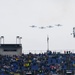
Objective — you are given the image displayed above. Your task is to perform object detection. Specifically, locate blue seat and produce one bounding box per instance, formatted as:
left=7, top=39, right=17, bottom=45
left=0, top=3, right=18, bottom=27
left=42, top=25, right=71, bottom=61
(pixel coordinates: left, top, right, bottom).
left=48, top=58, right=52, bottom=64
left=57, top=59, right=61, bottom=64
left=31, top=65, right=38, bottom=70
left=0, top=72, right=5, bottom=75
left=40, top=72, right=45, bottom=75
left=62, top=65, right=67, bottom=70
left=52, top=59, right=56, bottom=64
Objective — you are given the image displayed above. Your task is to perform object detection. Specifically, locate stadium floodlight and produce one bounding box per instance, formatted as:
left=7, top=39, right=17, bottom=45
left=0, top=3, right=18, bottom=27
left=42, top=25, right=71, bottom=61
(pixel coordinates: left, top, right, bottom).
left=16, top=36, right=20, bottom=44
left=19, top=37, right=22, bottom=44
left=0, top=36, right=4, bottom=44
left=16, top=36, right=22, bottom=44
left=1, top=36, right=4, bottom=44
left=17, top=36, right=19, bottom=38
left=47, top=35, right=49, bottom=51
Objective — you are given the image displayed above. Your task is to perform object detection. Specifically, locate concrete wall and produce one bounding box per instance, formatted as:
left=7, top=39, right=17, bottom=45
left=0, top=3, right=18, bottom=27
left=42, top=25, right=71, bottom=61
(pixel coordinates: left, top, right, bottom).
left=0, top=48, right=22, bottom=56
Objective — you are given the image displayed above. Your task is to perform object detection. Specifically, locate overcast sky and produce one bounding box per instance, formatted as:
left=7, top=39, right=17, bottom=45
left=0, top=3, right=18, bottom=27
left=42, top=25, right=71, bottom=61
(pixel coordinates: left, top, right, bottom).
left=0, top=0, right=75, bottom=53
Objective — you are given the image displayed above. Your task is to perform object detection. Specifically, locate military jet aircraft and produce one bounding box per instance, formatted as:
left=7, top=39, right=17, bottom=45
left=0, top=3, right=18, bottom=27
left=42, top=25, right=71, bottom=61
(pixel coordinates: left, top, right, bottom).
left=55, top=24, right=62, bottom=27
left=30, top=25, right=37, bottom=28
left=39, top=26, right=46, bottom=29
left=47, top=25, right=53, bottom=28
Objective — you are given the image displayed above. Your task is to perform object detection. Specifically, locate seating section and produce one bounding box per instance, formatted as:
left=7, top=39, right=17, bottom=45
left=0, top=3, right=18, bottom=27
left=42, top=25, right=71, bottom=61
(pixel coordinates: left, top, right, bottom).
left=0, top=50, right=75, bottom=75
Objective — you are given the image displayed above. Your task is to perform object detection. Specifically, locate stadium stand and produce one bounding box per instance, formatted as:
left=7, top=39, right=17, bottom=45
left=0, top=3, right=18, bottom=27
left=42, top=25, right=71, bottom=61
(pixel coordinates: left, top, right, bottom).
left=0, top=44, right=22, bottom=56
left=0, top=50, right=75, bottom=75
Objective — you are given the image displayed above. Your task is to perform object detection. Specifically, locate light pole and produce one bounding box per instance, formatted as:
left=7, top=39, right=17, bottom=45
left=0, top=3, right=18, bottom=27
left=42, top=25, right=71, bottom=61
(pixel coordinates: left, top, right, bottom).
left=0, top=36, right=4, bottom=44
left=16, top=36, right=22, bottom=44
left=47, top=35, right=49, bottom=51
left=1, top=36, right=4, bottom=44
left=16, top=36, right=20, bottom=44
left=19, top=37, right=22, bottom=44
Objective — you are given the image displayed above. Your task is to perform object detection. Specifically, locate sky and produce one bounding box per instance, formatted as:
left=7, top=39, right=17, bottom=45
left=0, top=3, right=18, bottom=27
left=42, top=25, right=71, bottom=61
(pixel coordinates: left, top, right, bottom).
left=0, top=0, right=75, bottom=53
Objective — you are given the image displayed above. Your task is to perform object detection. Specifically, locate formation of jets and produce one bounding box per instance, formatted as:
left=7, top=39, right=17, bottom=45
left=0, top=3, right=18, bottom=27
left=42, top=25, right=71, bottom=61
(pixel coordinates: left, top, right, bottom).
left=29, top=24, right=62, bottom=29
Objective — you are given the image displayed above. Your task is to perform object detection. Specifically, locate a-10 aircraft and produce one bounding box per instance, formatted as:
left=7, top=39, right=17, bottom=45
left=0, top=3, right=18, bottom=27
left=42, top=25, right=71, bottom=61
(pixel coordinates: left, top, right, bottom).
left=55, top=24, right=62, bottom=27
left=46, top=25, right=53, bottom=28
left=39, top=26, right=46, bottom=29
left=30, top=25, right=37, bottom=28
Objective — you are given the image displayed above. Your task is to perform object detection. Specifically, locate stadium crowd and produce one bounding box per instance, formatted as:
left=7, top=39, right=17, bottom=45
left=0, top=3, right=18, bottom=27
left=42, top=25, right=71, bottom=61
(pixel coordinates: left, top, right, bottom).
left=0, top=50, right=75, bottom=75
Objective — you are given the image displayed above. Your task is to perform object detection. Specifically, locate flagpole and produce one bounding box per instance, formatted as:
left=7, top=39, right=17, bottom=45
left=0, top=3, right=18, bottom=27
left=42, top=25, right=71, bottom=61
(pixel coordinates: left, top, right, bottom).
left=47, top=35, right=49, bottom=50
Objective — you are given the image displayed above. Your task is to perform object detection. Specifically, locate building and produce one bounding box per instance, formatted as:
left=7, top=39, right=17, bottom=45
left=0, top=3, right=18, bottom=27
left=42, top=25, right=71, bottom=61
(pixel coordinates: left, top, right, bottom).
left=0, top=44, right=22, bottom=56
